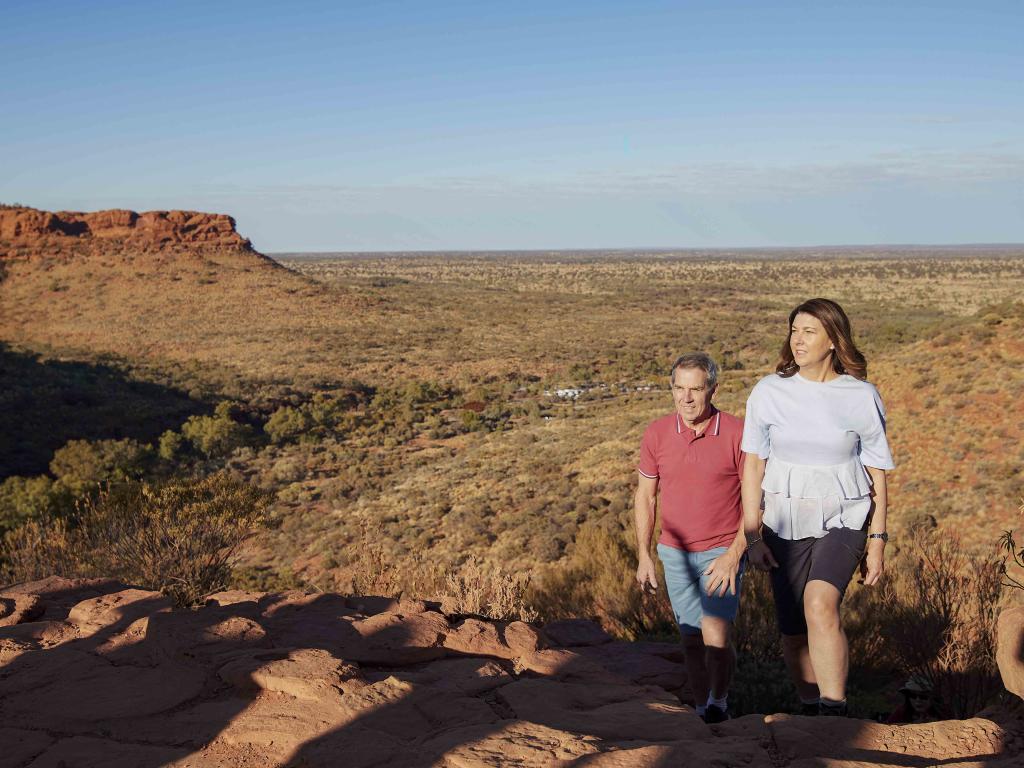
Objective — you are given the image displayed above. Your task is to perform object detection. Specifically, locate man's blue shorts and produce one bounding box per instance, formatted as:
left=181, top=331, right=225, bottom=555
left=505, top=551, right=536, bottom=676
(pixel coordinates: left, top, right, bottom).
left=657, top=543, right=744, bottom=636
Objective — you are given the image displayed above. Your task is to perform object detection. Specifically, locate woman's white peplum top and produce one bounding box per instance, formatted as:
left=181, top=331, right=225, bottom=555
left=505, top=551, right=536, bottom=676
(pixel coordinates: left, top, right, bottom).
left=741, top=372, right=895, bottom=539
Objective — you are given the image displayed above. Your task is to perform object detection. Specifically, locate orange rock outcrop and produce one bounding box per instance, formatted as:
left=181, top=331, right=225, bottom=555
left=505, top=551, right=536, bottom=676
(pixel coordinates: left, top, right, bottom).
left=0, top=205, right=253, bottom=254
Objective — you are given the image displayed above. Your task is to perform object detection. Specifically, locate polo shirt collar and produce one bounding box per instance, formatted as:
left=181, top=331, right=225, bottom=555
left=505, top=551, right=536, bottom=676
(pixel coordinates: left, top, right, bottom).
left=676, top=406, right=720, bottom=438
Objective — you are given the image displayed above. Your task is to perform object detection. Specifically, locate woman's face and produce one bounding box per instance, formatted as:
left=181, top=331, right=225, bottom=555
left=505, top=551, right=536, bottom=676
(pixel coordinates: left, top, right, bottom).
left=790, top=312, right=834, bottom=369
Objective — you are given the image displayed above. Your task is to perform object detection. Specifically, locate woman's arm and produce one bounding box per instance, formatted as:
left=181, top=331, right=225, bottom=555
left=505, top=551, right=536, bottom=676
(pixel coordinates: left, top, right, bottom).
left=862, top=466, right=887, bottom=586
left=741, top=454, right=778, bottom=570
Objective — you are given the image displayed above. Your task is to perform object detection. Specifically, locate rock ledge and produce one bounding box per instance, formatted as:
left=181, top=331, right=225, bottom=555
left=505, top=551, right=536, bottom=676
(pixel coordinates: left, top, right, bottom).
left=1, top=576, right=1021, bottom=767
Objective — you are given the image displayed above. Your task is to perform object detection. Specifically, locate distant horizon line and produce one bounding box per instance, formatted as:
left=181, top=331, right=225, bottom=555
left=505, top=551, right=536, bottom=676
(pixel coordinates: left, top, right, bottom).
left=269, top=243, right=1024, bottom=257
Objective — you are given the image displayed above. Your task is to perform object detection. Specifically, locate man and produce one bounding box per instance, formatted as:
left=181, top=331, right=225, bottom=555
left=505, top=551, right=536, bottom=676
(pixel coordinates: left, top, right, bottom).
left=634, top=352, right=747, bottom=723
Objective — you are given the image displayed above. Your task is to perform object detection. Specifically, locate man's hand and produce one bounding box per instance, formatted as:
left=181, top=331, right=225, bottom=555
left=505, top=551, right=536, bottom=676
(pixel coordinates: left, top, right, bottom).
left=704, top=550, right=742, bottom=597
left=636, top=556, right=659, bottom=592
left=747, top=540, right=779, bottom=572
left=860, top=538, right=885, bottom=586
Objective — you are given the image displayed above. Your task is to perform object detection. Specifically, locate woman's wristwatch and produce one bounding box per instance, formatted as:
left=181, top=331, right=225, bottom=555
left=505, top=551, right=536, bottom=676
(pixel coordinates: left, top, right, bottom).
left=867, top=532, right=889, bottom=542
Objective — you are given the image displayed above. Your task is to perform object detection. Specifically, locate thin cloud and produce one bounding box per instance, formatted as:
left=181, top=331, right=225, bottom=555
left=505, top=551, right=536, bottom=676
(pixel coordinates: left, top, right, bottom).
left=186, top=149, right=1024, bottom=204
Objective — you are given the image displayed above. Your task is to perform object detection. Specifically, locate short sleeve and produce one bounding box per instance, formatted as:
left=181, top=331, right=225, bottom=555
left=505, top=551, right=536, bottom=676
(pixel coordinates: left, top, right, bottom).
left=858, top=386, right=895, bottom=470
left=637, top=423, right=659, bottom=478
left=740, top=383, right=770, bottom=459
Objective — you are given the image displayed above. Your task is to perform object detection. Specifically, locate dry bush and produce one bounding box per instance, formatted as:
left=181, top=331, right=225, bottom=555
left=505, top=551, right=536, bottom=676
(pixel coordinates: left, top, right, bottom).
left=2, top=474, right=271, bottom=606
left=869, top=529, right=1005, bottom=718
left=528, top=521, right=675, bottom=639
left=337, top=525, right=539, bottom=622
left=343, top=533, right=405, bottom=599
left=442, top=557, right=538, bottom=622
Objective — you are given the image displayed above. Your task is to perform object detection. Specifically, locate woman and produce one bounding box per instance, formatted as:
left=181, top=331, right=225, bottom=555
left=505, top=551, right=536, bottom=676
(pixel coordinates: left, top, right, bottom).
left=741, top=298, right=894, bottom=717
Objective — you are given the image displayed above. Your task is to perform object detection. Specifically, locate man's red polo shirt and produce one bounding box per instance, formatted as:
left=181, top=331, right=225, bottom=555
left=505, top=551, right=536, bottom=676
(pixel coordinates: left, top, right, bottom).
left=638, top=407, right=745, bottom=552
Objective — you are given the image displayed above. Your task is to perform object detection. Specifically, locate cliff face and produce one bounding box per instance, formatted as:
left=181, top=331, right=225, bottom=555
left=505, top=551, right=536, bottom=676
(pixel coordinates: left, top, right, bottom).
left=0, top=206, right=253, bottom=254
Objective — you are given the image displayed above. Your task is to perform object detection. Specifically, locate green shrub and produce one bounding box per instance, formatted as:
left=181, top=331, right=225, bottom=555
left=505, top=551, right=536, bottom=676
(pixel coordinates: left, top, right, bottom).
left=157, top=429, right=185, bottom=460
left=49, top=438, right=152, bottom=494
left=0, top=475, right=73, bottom=535
left=1, top=474, right=272, bottom=606
left=264, top=405, right=314, bottom=444
left=181, top=402, right=253, bottom=458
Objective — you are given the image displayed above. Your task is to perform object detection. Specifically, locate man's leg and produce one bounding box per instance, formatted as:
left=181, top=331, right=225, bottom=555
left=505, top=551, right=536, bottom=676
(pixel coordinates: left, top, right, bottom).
left=701, top=615, right=734, bottom=700
left=682, top=633, right=710, bottom=710
left=656, top=544, right=707, bottom=712
left=696, top=547, right=743, bottom=721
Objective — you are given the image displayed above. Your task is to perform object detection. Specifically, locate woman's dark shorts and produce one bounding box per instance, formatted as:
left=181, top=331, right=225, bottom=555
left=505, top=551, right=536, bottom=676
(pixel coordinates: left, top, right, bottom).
left=764, top=526, right=867, bottom=636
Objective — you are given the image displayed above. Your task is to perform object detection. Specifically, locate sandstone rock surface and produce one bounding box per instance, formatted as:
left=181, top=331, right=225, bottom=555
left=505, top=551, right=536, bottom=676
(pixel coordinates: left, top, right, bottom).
left=0, top=576, right=1020, bottom=767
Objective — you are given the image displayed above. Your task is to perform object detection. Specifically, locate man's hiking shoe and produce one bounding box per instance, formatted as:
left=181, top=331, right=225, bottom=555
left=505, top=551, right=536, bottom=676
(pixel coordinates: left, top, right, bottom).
left=800, top=702, right=820, bottom=716
left=703, top=704, right=731, bottom=723
left=819, top=701, right=848, bottom=717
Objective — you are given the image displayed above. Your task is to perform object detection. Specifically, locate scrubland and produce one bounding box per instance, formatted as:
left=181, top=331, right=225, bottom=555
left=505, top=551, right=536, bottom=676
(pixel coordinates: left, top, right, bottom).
left=2, top=246, right=1023, bottom=716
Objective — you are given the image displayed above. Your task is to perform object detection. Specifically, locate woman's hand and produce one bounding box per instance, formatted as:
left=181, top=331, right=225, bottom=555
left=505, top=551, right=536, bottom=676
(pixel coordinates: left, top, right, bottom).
left=861, top=538, right=885, bottom=586
left=747, top=540, right=779, bottom=571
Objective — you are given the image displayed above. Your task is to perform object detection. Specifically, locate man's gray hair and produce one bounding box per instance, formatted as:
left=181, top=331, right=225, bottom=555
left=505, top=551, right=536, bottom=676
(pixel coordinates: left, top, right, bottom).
left=669, top=352, right=719, bottom=389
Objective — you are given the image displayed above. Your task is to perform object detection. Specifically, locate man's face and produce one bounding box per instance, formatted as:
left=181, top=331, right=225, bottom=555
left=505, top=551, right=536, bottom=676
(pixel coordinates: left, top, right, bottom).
left=671, top=366, right=715, bottom=424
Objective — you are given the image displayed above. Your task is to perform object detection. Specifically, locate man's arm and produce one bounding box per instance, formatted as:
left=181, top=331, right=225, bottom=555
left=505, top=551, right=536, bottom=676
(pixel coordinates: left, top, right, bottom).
left=704, top=524, right=748, bottom=597
left=634, top=473, right=660, bottom=590
left=705, top=451, right=756, bottom=596
left=861, top=466, right=887, bottom=586
left=741, top=454, right=778, bottom=570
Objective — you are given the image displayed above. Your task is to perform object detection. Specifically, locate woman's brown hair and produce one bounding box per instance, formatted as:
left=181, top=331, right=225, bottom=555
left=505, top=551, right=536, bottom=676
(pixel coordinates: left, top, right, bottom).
left=776, top=298, right=868, bottom=380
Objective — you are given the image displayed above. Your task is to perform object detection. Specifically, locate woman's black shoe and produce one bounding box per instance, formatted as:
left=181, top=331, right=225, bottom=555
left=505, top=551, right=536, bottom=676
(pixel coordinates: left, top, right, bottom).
left=704, top=704, right=731, bottom=723
left=819, top=700, right=848, bottom=717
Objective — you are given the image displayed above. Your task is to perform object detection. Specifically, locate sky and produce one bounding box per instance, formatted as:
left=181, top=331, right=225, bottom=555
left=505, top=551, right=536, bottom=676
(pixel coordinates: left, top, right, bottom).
left=2, top=0, right=1022, bottom=250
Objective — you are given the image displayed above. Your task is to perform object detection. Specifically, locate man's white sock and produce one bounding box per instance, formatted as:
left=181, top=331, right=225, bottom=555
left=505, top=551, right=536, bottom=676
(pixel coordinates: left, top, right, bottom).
left=707, top=693, right=728, bottom=711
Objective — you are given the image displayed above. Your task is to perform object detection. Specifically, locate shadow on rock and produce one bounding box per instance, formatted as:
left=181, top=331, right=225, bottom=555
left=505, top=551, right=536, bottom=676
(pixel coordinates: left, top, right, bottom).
left=2, top=578, right=1023, bottom=767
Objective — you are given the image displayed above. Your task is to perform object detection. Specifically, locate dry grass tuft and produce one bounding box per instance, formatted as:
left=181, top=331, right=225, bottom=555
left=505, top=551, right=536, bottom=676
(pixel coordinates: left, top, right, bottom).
left=2, top=474, right=271, bottom=606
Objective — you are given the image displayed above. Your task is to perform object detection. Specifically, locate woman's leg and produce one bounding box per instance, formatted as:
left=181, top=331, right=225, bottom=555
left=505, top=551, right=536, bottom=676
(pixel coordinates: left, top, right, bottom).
left=764, top=528, right=819, bottom=701
left=803, top=579, right=847, bottom=701
left=781, top=633, right=819, bottom=702
left=802, top=526, right=867, bottom=706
